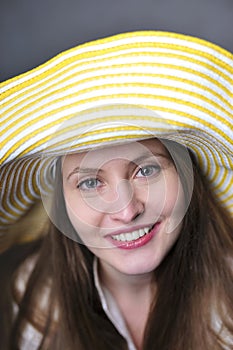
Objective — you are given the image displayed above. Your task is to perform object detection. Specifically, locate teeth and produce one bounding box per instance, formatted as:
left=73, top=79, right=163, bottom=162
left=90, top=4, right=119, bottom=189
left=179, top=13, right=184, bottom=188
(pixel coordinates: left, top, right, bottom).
left=112, top=226, right=151, bottom=242
left=132, top=231, right=140, bottom=240
left=120, top=233, right=126, bottom=242
left=139, top=229, right=144, bottom=237
left=126, top=233, right=132, bottom=241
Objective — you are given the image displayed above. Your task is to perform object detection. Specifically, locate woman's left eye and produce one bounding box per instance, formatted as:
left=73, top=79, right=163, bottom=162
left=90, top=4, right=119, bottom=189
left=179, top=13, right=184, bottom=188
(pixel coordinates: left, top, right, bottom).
left=136, top=165, right=161, bottom=177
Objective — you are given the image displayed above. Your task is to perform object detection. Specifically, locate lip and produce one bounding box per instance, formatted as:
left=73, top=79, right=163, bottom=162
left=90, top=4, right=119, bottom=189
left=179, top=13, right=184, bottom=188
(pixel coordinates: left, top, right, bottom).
left=105, top=222, right=161, bottom=250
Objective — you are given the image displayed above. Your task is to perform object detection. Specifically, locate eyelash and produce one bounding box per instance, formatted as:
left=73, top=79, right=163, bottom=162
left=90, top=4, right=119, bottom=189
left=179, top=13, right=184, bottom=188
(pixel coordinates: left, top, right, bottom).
left=77, top=164, right=161, bottom=191
left=136, top=164, right=161, bottom=178
left=77, top=178, right=102, bottom=191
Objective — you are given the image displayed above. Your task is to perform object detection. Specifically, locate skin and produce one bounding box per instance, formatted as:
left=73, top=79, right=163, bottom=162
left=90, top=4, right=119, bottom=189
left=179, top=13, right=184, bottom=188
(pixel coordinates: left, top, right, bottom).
left=62, top=139, right=185, bottom=277
left=62, top=138, right=186, bottom=349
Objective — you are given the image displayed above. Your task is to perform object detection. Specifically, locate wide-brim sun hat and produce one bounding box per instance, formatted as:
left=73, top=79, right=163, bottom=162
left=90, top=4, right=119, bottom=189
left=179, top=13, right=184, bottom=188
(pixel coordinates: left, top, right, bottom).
left=0, top=31, right=233, bottom=250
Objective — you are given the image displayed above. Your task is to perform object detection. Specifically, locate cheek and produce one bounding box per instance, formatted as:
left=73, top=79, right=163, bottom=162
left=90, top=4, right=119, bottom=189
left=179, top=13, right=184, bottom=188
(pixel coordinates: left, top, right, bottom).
left=146, top=173, right=182, bottom=211
left=64, top=187, right=92, bottom=216
left=64, top=189, right=107, bottom=246
left=147, top=174, right=185, bottom=227
left=65, top=200, right=100, bottom=247
left=164, top=179, right=184, bottom=212
left=64, top=189, right=88, bottom=225
left=164, top=178, right=185, bottom=233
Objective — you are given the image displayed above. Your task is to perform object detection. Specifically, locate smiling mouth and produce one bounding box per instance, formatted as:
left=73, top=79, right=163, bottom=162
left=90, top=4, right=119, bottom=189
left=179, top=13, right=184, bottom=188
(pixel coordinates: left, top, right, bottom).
left=111, top=225, right=154, bottom=242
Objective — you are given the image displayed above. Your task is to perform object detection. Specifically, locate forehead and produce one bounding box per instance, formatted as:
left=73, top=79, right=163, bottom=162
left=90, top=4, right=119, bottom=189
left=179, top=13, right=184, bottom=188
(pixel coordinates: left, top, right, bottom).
left=62, top=138, right=169, bottom=169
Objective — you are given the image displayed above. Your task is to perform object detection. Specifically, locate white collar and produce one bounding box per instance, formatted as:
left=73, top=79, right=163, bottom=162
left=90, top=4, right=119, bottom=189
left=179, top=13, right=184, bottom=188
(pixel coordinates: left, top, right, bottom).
left=93, top=257, right=137, bottom=350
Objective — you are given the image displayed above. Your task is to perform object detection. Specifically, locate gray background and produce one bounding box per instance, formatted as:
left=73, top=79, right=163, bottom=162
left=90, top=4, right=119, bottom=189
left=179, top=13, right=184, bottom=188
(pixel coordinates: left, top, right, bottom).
left=1, top=0, right=233, bottom=81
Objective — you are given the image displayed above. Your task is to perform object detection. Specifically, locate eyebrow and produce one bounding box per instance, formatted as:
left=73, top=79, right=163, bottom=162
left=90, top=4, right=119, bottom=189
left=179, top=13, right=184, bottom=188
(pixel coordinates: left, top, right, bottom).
left=67, top=152, right=169, bottom=180
left=67, top=167, right=102, bottom=179
left=132, top=152, right=168, bottom=164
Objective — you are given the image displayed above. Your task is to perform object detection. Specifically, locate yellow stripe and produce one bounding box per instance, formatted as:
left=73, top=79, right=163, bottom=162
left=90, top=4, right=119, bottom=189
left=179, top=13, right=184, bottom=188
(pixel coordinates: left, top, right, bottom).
left=1, top=36, right=232, bottom=100
left=2, top=91, right=232, bottom=153
left=1, top=31, right=232, bottom=100
left=1, top=191, right=26, bottom=220
left=36, top=158, right=54, bottom=192
left=54, top=30, right=233, bottom=65
left=2, top=99, right=232, bottom=165
left=2, top=83, right=232, bottom=146
left=9, top=161, right=30, bottom=210
left=225, top=194, right=233, bottom=203
left=30, top=126, right=164, bottom=153
left=2, top=67, right=232, bottom=128
left=216, top=170, right=229, bottom=192
left=2, top=70, right=232, bottom=136
left=189, top=139, right=226, bottom=179
left=0, top=159, right=52, bottom=220
left=0, top=164, right=39, bottom=218
left=2, top=117, right=181, bottom=162
left=46, top=134, right=154, bottom=151
left=5, top=114, right=228, bottom=161
left=1, top=30, right=233, bottom=223
left=1, top=160, right=39, bottom=215
left=210, top=152, right=227, bottom=184
left=33, top=123, right=231, bottom=164
left=188, top=144, right=212, bottom=174
left=24, top=160, right=41, bottom=198
left=109, top=31, right=233, bottom=60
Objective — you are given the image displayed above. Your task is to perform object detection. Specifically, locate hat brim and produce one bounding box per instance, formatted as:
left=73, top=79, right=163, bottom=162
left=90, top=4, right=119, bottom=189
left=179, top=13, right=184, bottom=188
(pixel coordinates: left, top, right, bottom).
left=1, top=30, right=233, bottom=235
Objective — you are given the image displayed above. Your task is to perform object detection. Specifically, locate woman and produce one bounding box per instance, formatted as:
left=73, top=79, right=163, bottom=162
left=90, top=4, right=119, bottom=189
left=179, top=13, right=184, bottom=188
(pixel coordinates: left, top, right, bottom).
left=0, top=31, right=233, bottom=349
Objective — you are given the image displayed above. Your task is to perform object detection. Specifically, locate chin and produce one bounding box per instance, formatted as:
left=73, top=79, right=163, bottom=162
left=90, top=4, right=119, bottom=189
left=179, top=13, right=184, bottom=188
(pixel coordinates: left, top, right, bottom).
left=116, top=257, right=163, bottom=276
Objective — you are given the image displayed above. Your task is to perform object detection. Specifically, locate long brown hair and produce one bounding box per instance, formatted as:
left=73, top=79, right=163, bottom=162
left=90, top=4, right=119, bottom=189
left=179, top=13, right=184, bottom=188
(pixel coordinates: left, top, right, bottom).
left=8, top=142, right=233, bottom=349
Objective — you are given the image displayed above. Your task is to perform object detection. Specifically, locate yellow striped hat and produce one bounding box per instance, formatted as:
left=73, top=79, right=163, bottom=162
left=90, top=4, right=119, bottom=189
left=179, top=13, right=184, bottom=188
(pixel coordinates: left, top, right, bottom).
left=1, top=31, right=233, bottom=243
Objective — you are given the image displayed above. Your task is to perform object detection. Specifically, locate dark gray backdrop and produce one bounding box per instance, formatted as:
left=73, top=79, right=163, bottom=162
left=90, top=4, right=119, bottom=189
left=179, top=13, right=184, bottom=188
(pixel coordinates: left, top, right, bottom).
left=1, top=0, right=233, bottom=81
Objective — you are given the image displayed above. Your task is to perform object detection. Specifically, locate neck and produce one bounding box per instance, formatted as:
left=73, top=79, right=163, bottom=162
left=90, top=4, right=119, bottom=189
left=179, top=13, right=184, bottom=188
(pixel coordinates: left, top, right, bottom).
left=98, top=258, right=156, bottom=301
left=98, top=259, right=156, bottom=350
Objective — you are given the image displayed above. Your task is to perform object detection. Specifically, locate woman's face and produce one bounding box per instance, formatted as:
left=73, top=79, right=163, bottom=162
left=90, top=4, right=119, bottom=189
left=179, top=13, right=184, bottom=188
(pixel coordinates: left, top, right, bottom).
left=62, top=139, right=185, bottom=277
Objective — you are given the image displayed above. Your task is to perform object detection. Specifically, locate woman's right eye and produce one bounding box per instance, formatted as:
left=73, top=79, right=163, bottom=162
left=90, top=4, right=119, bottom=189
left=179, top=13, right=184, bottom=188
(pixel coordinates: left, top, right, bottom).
left=77, top=178, right=102, bottom=191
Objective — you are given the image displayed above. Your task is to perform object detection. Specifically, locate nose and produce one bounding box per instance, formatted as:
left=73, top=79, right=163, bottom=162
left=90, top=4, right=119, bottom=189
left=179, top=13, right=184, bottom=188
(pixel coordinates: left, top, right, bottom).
left=108, top=180, right=145, bottom=224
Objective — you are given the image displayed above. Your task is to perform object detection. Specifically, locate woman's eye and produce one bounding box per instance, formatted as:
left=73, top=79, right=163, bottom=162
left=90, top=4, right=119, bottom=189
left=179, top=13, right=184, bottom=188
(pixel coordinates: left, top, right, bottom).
left=136, top=165, right=161, bottom=177
left=77, top=178, right=102, bottom=191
